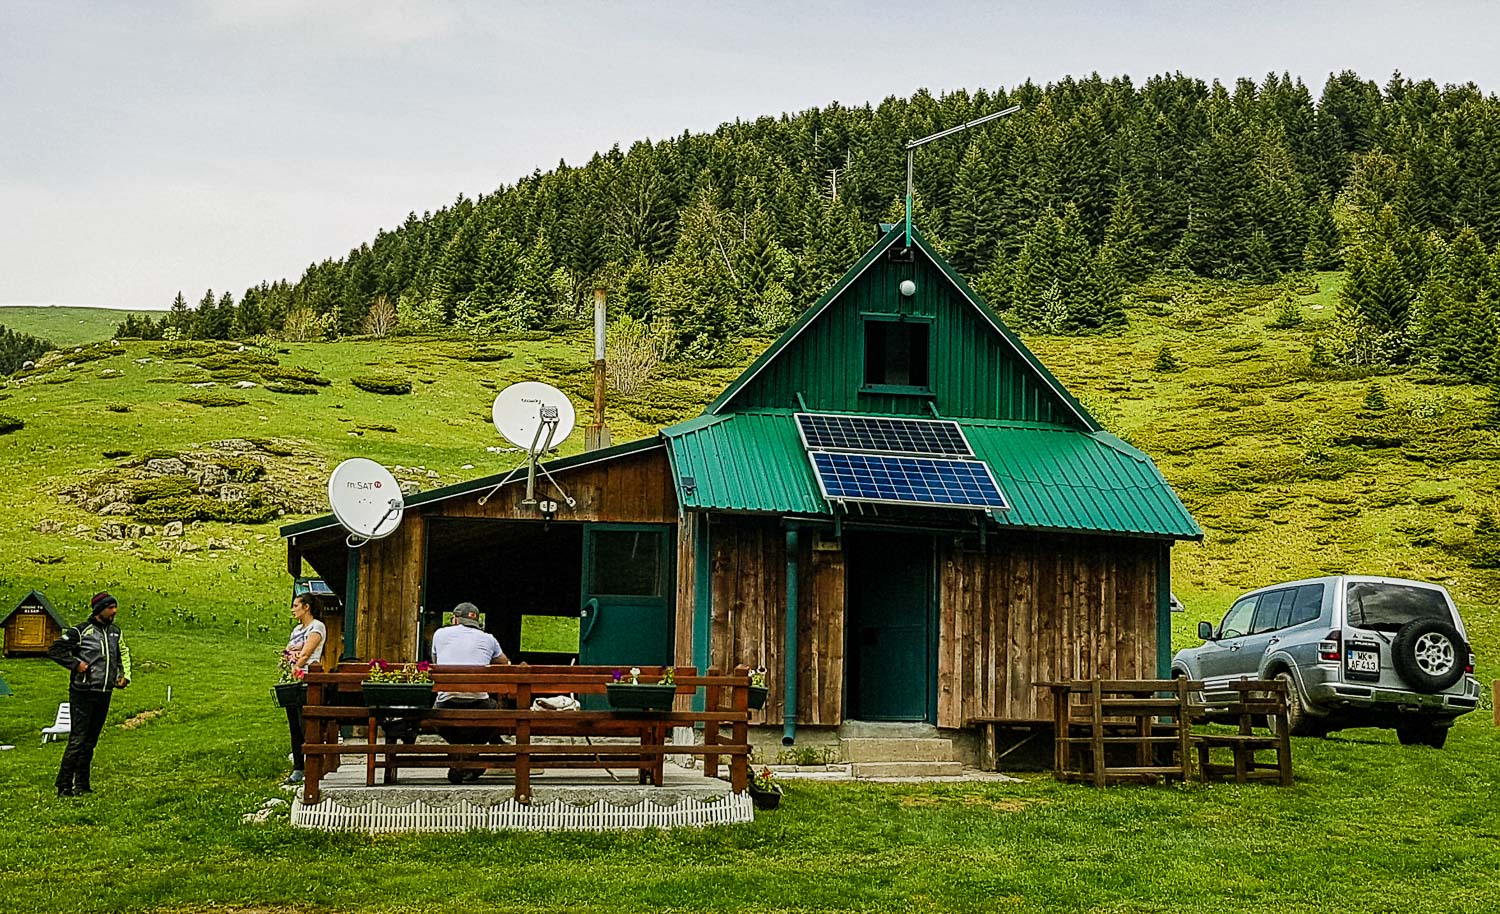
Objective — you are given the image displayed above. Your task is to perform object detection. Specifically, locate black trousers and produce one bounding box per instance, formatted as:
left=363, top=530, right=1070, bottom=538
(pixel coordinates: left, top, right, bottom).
left=286, top=706, right=305, bottom=772
left=57, top=689, right=112, bottom=791
left=435, top=696, right=500, bottom=745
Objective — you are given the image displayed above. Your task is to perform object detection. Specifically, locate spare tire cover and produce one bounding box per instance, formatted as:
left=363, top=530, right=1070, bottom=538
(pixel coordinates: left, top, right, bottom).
left=1390, top=619, right=1466, bottom=693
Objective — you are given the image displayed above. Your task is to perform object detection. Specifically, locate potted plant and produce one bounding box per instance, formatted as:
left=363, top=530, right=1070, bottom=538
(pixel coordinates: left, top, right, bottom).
left=605, top=666, right=678, bottom=713
left=748, top=667, right=768, bottom=710
left=747, top=765, right=782, bottom=810
left=272, top=649, right=307, bottom=708
left=361, top=659, right=435, bottom=709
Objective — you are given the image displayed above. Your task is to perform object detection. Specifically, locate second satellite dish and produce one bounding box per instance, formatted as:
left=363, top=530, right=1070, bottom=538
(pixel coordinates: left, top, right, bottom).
left=492, top=381, right=576, bottom=453
left=327, top=458, right=404, bottom=540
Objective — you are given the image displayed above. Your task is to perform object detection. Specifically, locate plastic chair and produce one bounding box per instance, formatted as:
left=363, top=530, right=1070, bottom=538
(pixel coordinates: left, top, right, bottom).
left=41, top=703, right=71, bottom=744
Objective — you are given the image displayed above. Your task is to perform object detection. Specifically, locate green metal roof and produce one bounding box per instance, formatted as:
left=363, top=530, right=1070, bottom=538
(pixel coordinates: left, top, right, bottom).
left=662, top=410, right=1202, bottom=540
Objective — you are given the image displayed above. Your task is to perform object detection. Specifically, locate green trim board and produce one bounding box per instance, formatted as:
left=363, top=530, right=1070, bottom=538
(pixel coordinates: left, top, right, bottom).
left=4, top=589, right=66, bottom=629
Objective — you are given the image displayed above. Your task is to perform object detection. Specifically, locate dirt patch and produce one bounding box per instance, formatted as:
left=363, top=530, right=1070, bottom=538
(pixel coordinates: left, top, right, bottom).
left=121, top=708, right=164, bottom=730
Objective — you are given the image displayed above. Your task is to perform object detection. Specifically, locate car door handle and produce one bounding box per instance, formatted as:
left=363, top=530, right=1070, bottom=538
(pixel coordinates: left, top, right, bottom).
left=1229, top=642, right=1242, bottom=651
left=1267, top=636, right=1280, bottom=646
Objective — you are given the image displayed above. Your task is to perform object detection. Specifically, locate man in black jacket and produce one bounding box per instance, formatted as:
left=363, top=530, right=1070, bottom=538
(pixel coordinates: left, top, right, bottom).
left=47, top=592, right=132, bottom=797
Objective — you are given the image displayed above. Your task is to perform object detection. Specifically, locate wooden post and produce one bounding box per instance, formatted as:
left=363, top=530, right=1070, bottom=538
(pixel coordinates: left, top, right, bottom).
left=704, top=666, right=722, bottom=778
left=1090, top=680, right=1105, bottom=787
left=730, top=664, right=749, bottom=793
left=585, top=287, right=611, bottom=452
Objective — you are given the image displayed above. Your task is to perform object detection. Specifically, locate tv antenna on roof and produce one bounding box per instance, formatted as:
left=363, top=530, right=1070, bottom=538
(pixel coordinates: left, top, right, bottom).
left=327, top=458, right=404, bottom=547
left=477, top=381, right=579, bottom=512
left=904, top=104, right=1021, bottom=249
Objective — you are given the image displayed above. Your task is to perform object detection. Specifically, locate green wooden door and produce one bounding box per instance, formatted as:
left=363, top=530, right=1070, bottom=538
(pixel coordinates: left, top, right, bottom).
left=847, top=533, right=934, bottom=721
left=578, top=524, right=674, bottom=670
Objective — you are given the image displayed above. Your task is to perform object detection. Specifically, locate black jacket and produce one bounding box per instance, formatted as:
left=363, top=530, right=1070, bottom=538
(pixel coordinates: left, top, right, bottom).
left=48, top=620, right=131, bottom=692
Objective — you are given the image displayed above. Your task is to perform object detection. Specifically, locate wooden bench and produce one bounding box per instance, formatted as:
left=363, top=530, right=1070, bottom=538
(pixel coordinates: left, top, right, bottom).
left=1187, top=679, right=1293, bottom=786
left=1038, top=679, right=1195, bottom=786
left=298, top=664, right=754, bottom=805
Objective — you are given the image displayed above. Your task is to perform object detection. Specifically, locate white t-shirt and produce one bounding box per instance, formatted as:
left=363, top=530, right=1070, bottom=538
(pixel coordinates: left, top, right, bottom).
left=431, top=623, right=506, bottom=701
left=287, top=619, right=327, bottom=668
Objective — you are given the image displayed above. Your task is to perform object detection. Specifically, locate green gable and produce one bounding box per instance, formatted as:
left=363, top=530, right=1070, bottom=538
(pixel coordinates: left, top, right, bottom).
left=709, top=224, right=1096, bottom=429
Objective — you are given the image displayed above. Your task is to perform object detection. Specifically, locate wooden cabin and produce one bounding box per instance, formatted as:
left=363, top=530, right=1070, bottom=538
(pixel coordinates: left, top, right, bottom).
left=3, top=590, right=65, bottom=656
left=282, top=224, right=1201, bottom=752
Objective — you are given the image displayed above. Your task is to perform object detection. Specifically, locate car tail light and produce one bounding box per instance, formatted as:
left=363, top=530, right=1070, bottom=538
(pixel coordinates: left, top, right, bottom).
left=1466, top=652, right=1475, bottom=675
left=1318, top=630, right=1342, bottom=662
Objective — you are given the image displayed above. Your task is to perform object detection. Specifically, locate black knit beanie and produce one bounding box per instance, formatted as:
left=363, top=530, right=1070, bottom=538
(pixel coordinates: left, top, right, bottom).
left=90, top=592, right=118, bottom=616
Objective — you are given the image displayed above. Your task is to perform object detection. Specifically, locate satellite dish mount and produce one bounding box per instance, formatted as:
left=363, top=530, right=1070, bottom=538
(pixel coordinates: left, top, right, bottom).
left=327, top=458, right=405, bottom=548
left=478, top=381, right=579, bottom=512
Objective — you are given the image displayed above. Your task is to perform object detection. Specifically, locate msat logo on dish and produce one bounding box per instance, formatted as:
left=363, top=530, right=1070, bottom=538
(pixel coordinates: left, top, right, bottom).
left=345, top=479, right=383, bottom=490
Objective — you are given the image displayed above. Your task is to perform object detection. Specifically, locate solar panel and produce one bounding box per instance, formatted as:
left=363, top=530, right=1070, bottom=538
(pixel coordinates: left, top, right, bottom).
left=810, top=451, right=1009, bottom=511
left=796, top=413, right=972, bottom=457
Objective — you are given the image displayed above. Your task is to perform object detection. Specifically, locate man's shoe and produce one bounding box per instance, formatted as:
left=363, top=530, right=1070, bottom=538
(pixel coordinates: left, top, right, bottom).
left=282, top=770, right=305, bottom=786
left=446, top=768, right=464, bottom=784
left=463, top=769, right=484, bottom=783
left=74, top=785, right=93, bottom=795
left=56, top=787, right=76, bottom=797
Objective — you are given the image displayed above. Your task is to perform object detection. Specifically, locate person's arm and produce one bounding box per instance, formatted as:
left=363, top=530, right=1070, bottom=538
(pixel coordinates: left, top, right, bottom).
left=295, top=630, right=323, bottom=669
left=491, top=636, right=509, bottom=665
left=47, top=627, right=84, bottom=673
left=117, top=632, right=132, bottom=687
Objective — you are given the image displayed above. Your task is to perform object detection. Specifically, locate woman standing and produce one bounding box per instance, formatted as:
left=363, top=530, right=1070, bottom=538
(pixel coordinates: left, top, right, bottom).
left=282, top=593, right=325, bottom=786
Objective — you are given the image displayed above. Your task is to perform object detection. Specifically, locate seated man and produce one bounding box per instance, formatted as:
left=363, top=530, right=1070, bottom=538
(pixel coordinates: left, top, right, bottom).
left=431, top=602, right=508, bottom=784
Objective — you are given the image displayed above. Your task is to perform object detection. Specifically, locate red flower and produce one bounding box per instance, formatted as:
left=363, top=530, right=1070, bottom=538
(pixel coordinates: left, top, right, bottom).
left=415, top=660, right=432, bottom=673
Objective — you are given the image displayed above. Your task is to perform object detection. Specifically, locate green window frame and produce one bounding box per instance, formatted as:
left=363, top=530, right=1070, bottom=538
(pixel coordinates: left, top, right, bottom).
left=860, top=314, right=934, bottom=396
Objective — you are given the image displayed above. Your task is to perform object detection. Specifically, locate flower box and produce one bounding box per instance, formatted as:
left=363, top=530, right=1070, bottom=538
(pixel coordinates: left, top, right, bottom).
left=362, top=682, right=435, bottom=709
left=273, top=682, right=307, bottom=708
left=748, top=783, right=782, bottom=811
left=747, top=685, right=768, bottom=710
left=605, top=682, right=677, bottom=713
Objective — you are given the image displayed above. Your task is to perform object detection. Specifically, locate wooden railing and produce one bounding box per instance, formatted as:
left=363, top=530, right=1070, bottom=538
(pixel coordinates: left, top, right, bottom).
left=298, top=664, right=754, bottom=804
left=1038, top=678, right=1292, bottom=787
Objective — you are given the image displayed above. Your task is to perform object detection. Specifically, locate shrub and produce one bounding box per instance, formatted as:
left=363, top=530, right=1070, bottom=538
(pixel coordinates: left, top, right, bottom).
left=103, top=449, right=131, bottom=459
left=0, top=414, right=23, bottom=434
left=178, top=391, right=249, bottom=407
left=104, top=402, right=132, bottom=413
left=129, top=477, right=197, bottom=503
left=1153, top=345, right=1182, bottom=373
left=134, top=494, right=279, bottom=525
left=264, top=380, right=319, bottom=395
left=356, top=422, right=397, bottom=433
left=199, top=352, right=275, bottom=371
left=351, top=373, right=412, bottom=395
left=1266, top=291, right=1305, bottom=329
left=260, top=365, right=330, bottom=386
left=154, top=340, right=223, bottom=360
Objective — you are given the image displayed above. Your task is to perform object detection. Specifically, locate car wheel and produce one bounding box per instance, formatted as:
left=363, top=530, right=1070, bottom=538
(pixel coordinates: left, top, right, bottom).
left=1270, top=671, right=1320, bottom=737
left=1390, top=619, right=1467, bottom=693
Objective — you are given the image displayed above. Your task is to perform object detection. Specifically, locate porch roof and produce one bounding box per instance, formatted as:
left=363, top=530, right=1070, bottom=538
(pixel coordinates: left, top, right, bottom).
left=661, top=410, right=1203, bottom=540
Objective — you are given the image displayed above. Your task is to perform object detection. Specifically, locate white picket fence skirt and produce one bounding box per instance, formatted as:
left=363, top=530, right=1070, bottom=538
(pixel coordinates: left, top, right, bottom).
left=291, top=792, right=753, bottom=833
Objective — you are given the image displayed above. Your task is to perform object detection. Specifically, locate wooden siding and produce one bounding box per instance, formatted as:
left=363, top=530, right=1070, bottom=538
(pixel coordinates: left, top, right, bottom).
left=348, top=445, right=677, bottom=660
left=724, top=253, right=1083, bottom=425
left=936, top=533, right=1160, bottom=727
left=706, top=517, right=844, bottom=726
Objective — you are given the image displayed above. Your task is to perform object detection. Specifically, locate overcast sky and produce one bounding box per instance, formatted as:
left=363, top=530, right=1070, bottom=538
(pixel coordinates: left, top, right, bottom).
left=3, top=1, right=1498, bottom=311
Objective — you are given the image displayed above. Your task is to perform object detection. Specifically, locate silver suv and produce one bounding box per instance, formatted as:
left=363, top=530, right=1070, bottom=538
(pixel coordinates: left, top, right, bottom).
left=1172, top=576, right=1480, bottom=748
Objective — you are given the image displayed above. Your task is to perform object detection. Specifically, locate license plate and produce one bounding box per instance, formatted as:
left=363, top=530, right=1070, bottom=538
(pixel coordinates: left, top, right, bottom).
left=1346, top=649, right=1379, bottom=674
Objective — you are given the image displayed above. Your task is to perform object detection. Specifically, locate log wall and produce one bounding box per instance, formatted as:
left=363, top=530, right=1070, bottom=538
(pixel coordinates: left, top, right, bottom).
left=936, top=533, right=1162, bottom=727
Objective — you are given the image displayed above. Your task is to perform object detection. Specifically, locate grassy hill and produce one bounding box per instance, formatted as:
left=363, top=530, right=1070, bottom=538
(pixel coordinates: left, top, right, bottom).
left=1, top=274, right=1498, bottom=913
left=0, top=305, right=159, bottom=347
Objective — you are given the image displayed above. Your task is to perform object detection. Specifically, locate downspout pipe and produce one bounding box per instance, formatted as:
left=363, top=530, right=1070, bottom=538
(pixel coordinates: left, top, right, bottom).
left=782, top=524, right=799, bottom=746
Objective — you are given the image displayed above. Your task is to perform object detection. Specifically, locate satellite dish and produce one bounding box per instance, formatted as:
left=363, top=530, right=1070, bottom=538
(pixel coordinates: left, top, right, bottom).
left=327, top=458, right=404, bottom=542
left=492, top=381, right=576, bottom=453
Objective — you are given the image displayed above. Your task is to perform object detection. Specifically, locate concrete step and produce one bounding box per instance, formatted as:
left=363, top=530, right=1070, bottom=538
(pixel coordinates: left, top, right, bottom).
left=838, top=720, right=939, bottom=739
left=841, top=737, right=955, bottom=763
left=850, top=760, right=964, bottom=779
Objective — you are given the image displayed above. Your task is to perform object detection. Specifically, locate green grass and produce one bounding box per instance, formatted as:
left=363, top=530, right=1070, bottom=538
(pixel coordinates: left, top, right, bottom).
left=0, top=642, right=1497, bottom=914
left=0, top=306, right=158, bottom=346
left=3, top=276, right=1500, bottom=912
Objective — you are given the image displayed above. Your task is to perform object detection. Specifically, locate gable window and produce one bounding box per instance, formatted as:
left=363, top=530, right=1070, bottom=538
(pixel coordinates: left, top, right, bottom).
left=863, top=318, right=930, bottom=390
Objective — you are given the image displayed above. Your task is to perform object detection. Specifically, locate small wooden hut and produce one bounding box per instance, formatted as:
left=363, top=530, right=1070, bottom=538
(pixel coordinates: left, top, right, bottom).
left=3, top=590, right=66, bottom=656
left=283, top=223, right=1201, bottom=747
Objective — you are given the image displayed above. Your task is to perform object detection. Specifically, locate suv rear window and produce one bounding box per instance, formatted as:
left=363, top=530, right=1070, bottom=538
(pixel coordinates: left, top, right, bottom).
left=1345, top=582, right=1453, bottom=632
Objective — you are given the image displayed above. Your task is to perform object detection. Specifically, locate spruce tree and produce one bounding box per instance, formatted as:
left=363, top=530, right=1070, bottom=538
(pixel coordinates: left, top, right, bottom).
left=946, top=141, right=1000, bottom=275
left=166, top=291, right=194, bottom=339
left=1101, top=183, right=1154, bottom=282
